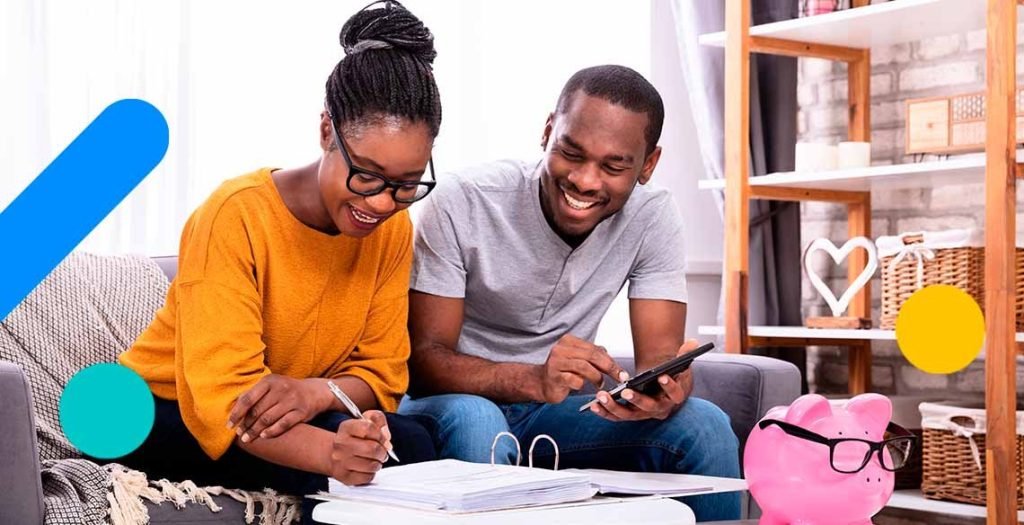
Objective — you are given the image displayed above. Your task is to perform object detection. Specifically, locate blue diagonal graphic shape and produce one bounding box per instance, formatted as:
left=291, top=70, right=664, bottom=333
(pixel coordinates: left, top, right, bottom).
left=0, top=99, right=168, bottom=321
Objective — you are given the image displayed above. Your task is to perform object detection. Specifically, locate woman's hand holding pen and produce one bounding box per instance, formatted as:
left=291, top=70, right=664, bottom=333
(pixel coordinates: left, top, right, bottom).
left=332, top=410, right=393, bottom=486
left=227, top=374, right=324, bottom=443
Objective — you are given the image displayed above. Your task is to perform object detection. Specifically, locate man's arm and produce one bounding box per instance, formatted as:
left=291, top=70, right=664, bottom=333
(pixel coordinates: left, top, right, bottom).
left=407, top=291, right=545, bottom=403
left=407, top=291, right=626, bottom=404
left=630, top=299, right=688, bottom=371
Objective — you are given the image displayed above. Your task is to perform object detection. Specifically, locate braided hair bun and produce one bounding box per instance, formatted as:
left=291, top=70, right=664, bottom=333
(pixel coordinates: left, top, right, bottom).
left=341, top=0, right=436, bottom=65
left=326, top=0, right=441, bottom=137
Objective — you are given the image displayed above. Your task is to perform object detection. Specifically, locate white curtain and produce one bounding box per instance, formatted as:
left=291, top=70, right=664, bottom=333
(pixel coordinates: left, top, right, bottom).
left=669, top=0, right=726, bottom=217
left=2, top=0, right=650, bottom=256
left=1, top=0, right=192, bottom=256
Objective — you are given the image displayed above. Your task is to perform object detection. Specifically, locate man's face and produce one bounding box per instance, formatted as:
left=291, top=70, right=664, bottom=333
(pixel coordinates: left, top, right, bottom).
left=539, top=93, right=661, bottom=244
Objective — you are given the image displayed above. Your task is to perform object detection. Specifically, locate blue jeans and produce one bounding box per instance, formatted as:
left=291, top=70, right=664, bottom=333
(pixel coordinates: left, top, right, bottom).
left=399, top=394, right=741, bottom=521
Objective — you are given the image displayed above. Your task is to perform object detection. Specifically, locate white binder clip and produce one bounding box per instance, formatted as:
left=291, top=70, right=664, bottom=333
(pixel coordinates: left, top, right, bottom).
left=490, top=432, right=560, bottom=471
left=491, top=431, right=522, bottom=466
left=529, top=434, right=560, bottom=471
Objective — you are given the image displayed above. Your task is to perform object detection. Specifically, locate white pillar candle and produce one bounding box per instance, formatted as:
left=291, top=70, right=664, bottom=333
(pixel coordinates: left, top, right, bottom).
left=838, top=141, right=871, bottom=169
left=795, top=142, right=839, bottom=172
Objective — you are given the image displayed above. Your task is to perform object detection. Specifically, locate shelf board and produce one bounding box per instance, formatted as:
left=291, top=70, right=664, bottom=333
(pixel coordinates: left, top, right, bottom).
left=699, top=0, right=997, bottom=50
left=697, top=325, right=1024, bottom=343
left=886, top=489, right=1024, bottom=521
left=696, top=153, right=1024, bottom=193
left=699, top=324, right=892, bottom=340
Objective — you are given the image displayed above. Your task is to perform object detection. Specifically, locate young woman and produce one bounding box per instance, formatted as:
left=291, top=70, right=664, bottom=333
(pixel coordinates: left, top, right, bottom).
left=117, top=1, right=440, bottom=520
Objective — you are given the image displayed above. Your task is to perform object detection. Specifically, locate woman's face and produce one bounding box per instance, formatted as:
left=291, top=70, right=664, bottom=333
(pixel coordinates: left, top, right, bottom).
left=317, top=113, right=434, bottom=238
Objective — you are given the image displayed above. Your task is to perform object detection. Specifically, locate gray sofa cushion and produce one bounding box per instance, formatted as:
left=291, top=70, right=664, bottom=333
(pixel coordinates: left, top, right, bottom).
left=153, top=255, right=178, bottom=281
left=0, top=360, right=46, bottom=525
left=689, top=353, right=800, bottom=453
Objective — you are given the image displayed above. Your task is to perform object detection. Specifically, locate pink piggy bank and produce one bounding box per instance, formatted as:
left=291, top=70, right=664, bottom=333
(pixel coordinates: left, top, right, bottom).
left=744, top=393, right=896, bottom=525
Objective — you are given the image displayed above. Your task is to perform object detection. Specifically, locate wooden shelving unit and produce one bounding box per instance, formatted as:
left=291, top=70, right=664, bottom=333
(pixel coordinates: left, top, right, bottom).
left=712, top=0, right=1020, bottom=522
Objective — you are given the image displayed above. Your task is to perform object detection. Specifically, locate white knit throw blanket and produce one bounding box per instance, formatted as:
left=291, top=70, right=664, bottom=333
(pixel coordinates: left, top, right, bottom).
left=0, top=252, right=299, bottom=525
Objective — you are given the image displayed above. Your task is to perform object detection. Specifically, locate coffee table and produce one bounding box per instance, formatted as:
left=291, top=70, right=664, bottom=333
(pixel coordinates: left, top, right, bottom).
left=313, top=498, right=698, bottom=524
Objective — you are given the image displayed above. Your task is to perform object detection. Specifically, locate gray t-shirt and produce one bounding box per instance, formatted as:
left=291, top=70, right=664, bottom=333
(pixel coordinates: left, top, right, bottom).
left=410, top=159, right=688, bottom=365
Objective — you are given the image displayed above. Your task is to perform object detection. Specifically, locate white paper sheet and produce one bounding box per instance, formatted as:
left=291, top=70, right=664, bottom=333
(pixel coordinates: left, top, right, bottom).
left=564, top=468, right=749, bottom=496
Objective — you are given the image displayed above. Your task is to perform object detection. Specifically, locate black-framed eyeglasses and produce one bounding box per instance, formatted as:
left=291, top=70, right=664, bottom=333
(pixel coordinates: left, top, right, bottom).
left=325, top=106, right=436, bottom=204
left=758, top=419, right=918, bottom=474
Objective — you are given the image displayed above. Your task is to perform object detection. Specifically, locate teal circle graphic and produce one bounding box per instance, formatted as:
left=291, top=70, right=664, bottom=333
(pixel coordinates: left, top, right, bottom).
left=59, top=363, right=154, bottom=459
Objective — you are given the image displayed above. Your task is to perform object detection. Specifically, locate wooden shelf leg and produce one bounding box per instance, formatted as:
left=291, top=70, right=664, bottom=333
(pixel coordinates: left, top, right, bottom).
left=846, top=194, right=872, bottom=318
left=844, top=48, right=872, bottom=396
left=848, top=50, right=871, bottom=143
left=985, top=0, right=1018, bottom=522
left=848, top=341, right=872, bottom=395
left=723, top=0, right=751, bottom=355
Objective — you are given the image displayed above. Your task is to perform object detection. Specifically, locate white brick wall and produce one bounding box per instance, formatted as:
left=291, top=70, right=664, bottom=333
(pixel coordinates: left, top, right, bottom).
left=966, top=30, right=986, bottom=52
left=912, top=35, right=962, bottom=61
left=797, top=25, right=1024, bottom=398
left=871, top=100, right=903, bottom=127
left=871, top=188, right=926, bottom=210
left=870, top=43, right=911, bottom=65
left=894, top=215, right=979, bottom=234
left=871, top=73, right=893, bottom=96
left=899, top=367, right=949, bottom=391
left=929, top=183, right=985, bottom=210
left=898, top=62, right=979, bottom=91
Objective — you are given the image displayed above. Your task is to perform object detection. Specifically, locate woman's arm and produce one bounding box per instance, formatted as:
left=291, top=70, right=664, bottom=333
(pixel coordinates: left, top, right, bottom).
left=237, top=411, right=393, bottom=486
left=230, top=374, right=378, bottom=442
left=238, top=422, right=335, bottom=475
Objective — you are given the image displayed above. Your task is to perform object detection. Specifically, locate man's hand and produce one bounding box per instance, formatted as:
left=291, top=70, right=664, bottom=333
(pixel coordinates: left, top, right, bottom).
left=535, top=334, right=627, bottom=403
left=330, top=410, right=393, bottom=486
left=588, top=338, right=699, bottom=422
left=228, top=374, right=327, bottom=443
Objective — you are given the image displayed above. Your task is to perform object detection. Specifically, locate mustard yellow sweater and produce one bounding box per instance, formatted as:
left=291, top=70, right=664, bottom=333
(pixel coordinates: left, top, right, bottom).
left=120, top=168, right=412, bottom=459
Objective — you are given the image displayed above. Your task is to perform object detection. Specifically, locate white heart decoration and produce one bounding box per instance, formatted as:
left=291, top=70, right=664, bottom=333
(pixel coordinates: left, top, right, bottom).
left=802, top=237, right=879, bottom=318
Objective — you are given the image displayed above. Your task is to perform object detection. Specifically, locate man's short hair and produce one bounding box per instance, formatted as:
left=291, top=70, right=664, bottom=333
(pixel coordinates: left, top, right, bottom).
left=555, top=65, right=664, bottom=155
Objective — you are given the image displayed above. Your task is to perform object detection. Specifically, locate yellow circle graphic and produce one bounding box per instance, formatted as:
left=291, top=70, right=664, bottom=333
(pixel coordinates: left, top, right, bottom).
left=895, top=285, right=985, bottom=374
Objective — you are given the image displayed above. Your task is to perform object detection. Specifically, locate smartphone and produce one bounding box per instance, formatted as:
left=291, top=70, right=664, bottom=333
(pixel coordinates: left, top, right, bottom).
left=578, top=342, right=715, bottom=412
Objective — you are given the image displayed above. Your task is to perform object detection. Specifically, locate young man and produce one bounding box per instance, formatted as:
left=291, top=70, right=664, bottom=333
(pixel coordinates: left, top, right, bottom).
left=399, top=65, right=740, bottom=521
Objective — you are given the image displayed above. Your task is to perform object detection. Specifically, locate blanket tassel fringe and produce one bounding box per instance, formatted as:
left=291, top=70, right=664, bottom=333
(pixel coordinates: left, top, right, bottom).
left=107, top=467, right=300, bottom=525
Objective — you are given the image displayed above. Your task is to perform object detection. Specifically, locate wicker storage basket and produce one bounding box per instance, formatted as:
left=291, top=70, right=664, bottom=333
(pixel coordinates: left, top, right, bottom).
left=878, top=231, right=985, bottom=330
left=919, top=401, right=1024, bottom=507
left=1017, top=249, right=1024, bottom=331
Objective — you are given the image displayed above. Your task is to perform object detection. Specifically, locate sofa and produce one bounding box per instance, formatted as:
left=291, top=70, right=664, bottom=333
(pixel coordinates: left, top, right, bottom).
left=0, top=255, right=801, bottom=524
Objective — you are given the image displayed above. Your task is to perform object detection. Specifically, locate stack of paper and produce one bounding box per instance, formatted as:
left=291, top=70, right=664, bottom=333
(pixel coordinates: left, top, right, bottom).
left=325, top=459, right=597, bottom=513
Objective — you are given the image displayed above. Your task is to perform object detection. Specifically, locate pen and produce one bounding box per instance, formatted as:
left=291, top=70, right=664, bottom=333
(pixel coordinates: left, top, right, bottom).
left=327, top=380, right=400, bottom=463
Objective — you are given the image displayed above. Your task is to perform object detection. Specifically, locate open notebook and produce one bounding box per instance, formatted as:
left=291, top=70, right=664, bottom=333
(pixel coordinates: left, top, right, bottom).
left=320, top=459, right=748, bottom=514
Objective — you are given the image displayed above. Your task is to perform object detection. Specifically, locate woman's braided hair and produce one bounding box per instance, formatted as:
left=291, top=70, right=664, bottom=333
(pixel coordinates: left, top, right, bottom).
left=326, top=0, right=441, bottom=139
